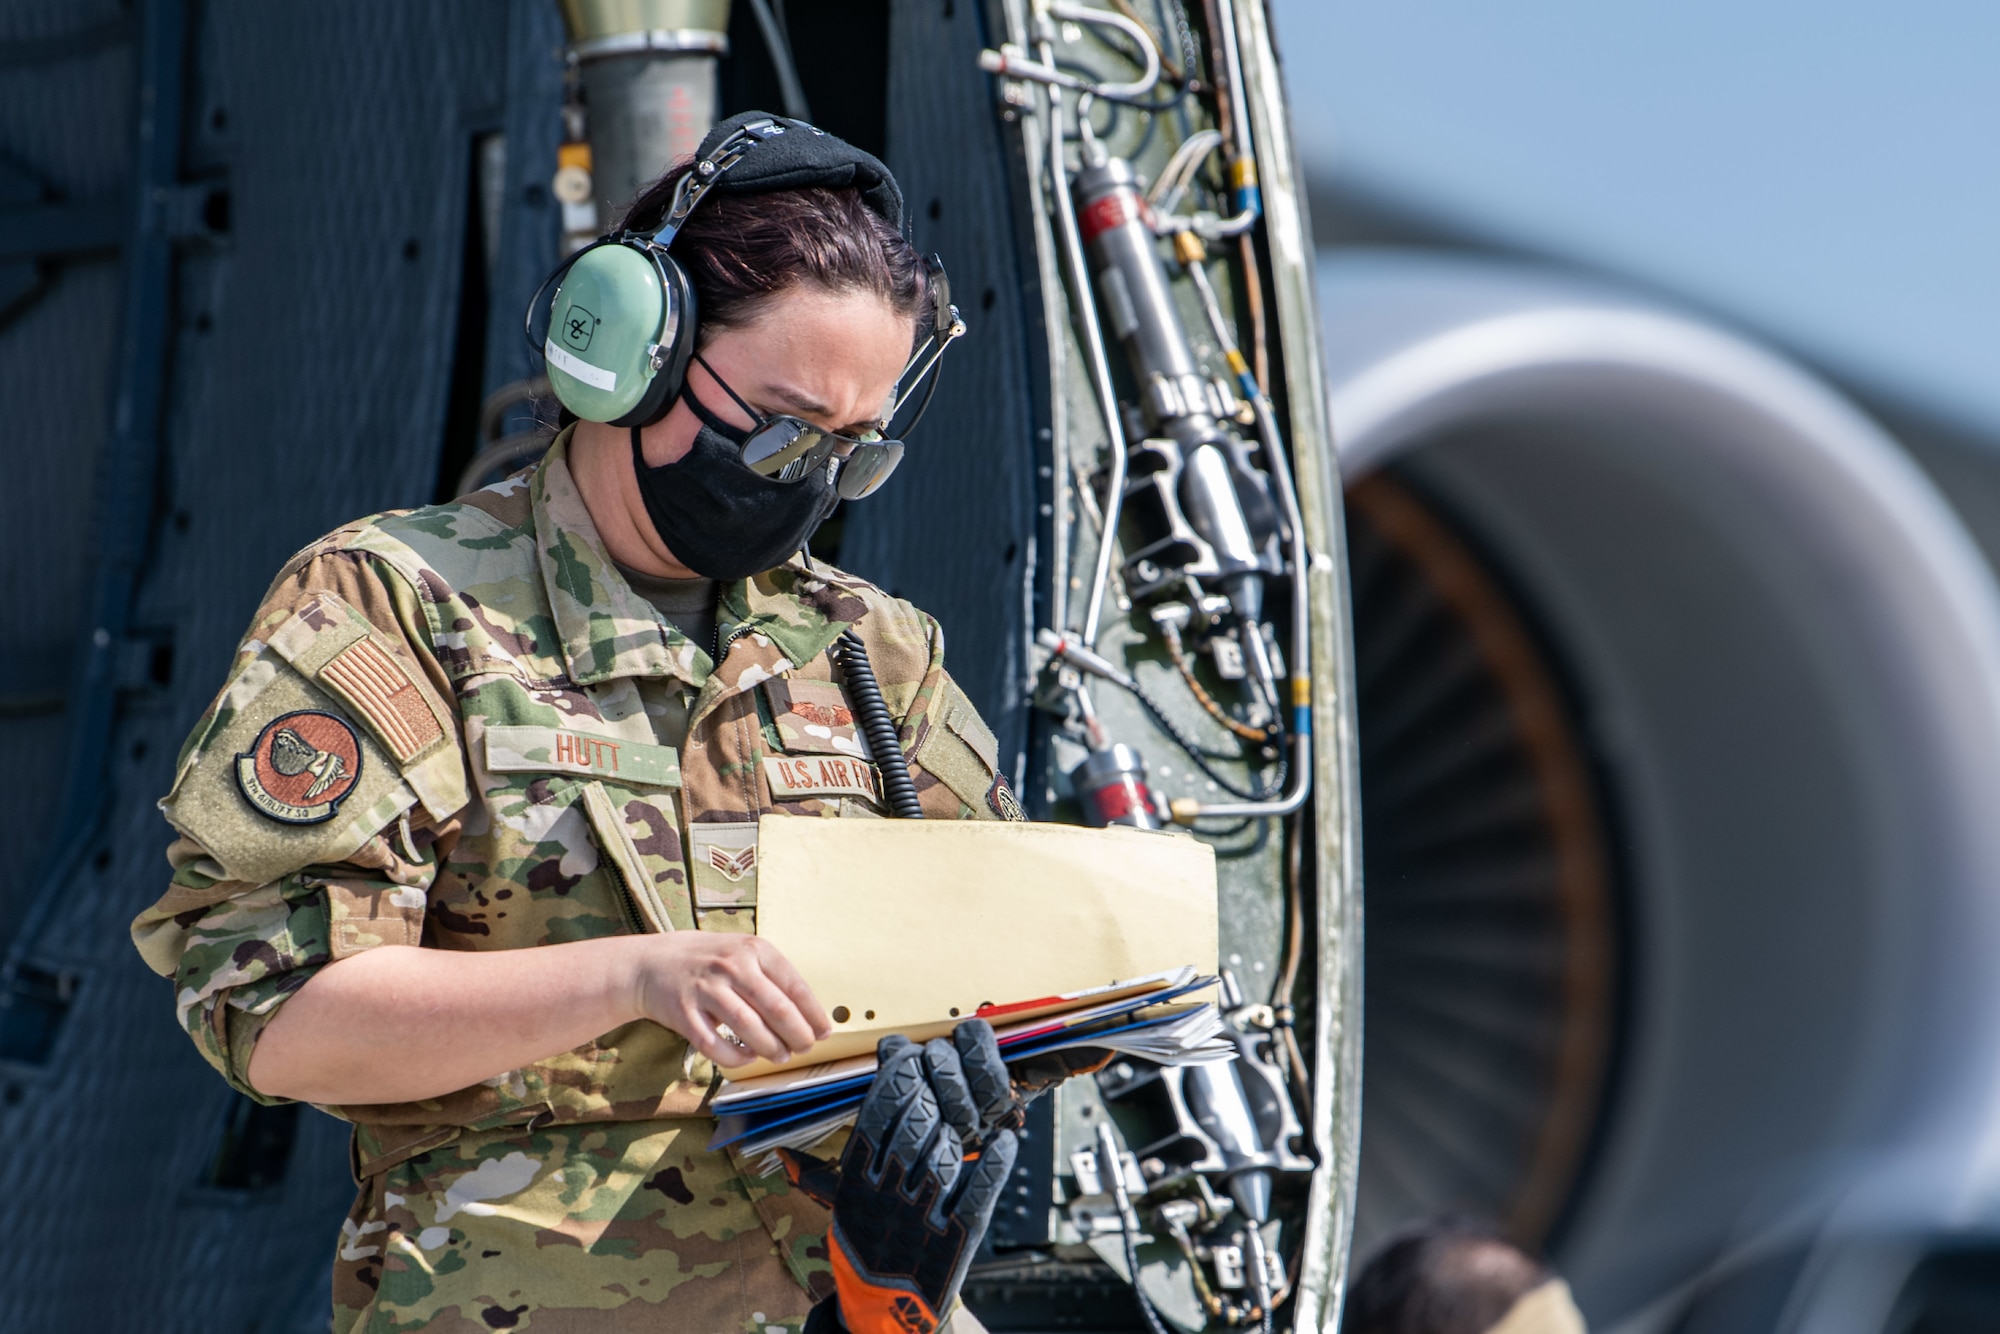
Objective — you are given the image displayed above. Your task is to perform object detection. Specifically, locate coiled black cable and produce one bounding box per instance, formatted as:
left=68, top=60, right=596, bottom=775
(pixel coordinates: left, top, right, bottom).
left=1119, top=1206, right=1175, bottom=1334
left=835, top=629, right=924, bottom=819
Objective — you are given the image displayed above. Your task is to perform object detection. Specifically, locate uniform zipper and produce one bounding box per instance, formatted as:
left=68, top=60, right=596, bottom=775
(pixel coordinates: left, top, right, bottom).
left=584, top=785, right=648, bottom=935
left=603, top=844, right=646, bottom=936
left=711, top=619, right=753, bottom=666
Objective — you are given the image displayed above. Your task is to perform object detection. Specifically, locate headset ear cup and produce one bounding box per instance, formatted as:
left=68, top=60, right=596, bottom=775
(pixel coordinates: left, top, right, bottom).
left=543, top=238, right=679, bottom=425
left=658, top=256, right=698, bottom=408
left=609, top=252, right=698, bottom=429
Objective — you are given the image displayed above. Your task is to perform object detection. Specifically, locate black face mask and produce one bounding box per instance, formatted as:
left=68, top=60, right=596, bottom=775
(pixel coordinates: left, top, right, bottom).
left=627, top=384, right=838, bottom=582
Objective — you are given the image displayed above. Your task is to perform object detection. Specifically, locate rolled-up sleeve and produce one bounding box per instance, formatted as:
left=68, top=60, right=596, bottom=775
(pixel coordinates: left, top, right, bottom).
left=135, top=822, right=437, bottom=1102
left=133, top=542, right=462, bottom=1102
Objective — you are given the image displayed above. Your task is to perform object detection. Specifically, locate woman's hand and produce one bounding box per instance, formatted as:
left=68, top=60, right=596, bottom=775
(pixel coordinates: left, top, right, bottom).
left=626, top=933, right=834, bottom=1067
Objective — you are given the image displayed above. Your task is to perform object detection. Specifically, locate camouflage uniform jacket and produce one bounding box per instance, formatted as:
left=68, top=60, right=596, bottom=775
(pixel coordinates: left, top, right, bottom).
left=131, top=433, right=1016, bottom=1333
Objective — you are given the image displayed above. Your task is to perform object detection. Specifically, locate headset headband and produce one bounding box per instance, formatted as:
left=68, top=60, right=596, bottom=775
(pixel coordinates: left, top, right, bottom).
left=532, top=112, right=927, bottom=433
left=651, top=117, right=790, bottom=248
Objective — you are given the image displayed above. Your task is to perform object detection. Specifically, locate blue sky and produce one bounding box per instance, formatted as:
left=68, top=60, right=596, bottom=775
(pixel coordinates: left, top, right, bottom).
left=1270, top=0, right=2000, bottom=440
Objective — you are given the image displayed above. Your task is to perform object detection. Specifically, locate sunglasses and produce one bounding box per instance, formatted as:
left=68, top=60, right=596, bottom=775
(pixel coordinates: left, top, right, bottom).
left=705, top=257, right=966, bottom=501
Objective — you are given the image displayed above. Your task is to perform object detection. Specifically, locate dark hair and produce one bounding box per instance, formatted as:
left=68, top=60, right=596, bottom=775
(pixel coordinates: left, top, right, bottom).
left=1341, top=1219, right=1555, bottom=1334
left=619, top=162, right=932, bottom=345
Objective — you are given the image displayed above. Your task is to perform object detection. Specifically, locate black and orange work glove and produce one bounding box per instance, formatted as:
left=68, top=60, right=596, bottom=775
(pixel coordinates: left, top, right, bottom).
left=1006, top=1045, right=1115, bottom=1103
left=782, top=1020, right=1020, bottom=1334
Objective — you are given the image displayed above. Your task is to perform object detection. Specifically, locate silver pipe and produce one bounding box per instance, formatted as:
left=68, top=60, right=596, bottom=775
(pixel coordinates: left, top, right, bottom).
left=567, top=28, right=727, bottom=60
left=562, top=0, right=732, bottom=218
left=1146, top=128, right=1225, bottom=212
left=1148, top=201, right=1259, bottom=241
left=1182, top=395, right=1310, bottom=822
left=1036, top=58, right=1131, bottom=649
left=1001, top=0, right=1073, bottom=645
left=1169, top=245, right=1313, bottom=826
left=978, top=47, right=1099, bottom=97
left=980, top=2, right=1161, bottom=106
left=1244, top=1220, right=1277, bottom=1332
left=1177, top=737, right=1309, bottom=821
left=1182, top=0, right=1255, bottom=238
left=1038, top=627, right=1136, bottom=692
left=1048, top=1, right=1161, bottom=99
left=1214, top=0, right=1254, bottom=179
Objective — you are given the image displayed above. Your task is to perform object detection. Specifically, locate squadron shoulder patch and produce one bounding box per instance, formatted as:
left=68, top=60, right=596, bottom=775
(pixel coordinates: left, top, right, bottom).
left=988, top=773, right=1026, bottom=822
left=236, top=710, right=364, bottom=824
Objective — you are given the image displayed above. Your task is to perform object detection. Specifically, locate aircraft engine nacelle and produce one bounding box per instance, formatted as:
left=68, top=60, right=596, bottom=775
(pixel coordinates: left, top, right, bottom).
left=1322, top=249, right=2000, bottom=1329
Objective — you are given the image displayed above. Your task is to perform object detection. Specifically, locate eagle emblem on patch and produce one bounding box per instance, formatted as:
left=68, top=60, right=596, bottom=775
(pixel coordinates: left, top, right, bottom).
left=988, top=773, right=1026, bottom=822
left=706, top=845, right=757, bottom=882
left=791, top=701, right=853, bottom=730
left=236, top=711, right=363, bottom=824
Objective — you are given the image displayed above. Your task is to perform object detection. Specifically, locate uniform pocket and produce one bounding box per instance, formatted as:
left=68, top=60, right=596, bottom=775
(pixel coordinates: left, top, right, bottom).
left=758, top=677, right=889, bottom=816
left=467, top=708, right=691, bottom=943
left=579, top=781, right=686, bottom=933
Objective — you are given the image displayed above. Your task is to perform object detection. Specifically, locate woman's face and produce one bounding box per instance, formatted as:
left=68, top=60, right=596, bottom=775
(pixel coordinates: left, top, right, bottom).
left=657, top=284, right=916, bottom=464
left=581, top=282, right=919, bottom=581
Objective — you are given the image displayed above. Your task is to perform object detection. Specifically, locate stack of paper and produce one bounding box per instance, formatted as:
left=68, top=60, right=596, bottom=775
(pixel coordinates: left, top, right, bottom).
left=710, top=967, right=1230, bottom=1160
left=714, top=818, right=1227, bottom=1168
left=734, top=818, right=1222, bottom=1076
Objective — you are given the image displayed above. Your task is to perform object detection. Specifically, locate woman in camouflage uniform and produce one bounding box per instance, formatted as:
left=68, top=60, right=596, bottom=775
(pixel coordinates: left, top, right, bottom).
left=132, top=118, right=1015, bottom=1332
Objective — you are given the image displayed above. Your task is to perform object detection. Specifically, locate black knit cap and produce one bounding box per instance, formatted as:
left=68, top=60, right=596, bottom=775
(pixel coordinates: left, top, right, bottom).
left=695, top=110, right=904, bottom=234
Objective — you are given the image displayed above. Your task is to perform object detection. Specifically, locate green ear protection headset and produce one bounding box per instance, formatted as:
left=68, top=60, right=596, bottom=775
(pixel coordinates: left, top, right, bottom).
left=527, top=118, right=786, bottom=429
left=526, top=117, right=965, bottom=501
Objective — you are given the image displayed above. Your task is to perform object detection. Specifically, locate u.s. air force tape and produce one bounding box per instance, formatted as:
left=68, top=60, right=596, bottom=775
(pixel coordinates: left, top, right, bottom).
left=763, top=755, right=880, bottom=804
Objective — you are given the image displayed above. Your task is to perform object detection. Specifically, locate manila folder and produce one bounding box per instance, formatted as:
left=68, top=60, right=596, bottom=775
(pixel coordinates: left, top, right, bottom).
left=738, top=818, right=1219, bottom=1078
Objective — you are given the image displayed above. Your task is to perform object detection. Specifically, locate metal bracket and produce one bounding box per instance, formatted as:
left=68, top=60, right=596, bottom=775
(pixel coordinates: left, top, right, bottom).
left=141, top=180, right=231, bottom=243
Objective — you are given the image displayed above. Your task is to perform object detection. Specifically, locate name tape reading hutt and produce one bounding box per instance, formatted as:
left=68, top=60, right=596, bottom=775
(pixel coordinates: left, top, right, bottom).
left=484, top=725, right=682, bottom=787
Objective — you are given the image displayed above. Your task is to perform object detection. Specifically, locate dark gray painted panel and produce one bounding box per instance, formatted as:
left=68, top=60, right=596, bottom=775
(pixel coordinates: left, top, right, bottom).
left=0, top=260, right=123, bottom=933
left=844, top=0, right=1041, bottom=771
left=0, top=2, right=512, bottom=1325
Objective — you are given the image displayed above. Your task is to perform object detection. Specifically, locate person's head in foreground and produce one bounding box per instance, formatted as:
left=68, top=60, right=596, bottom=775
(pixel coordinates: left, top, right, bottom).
left=1341, top=1217, right=1587, bottom=1334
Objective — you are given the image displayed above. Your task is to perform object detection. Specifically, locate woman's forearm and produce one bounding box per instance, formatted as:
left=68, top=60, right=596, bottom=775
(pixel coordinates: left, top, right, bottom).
left=246, top=937, right=646, bottom=1105
left=244, top=930, right=833, bottom=1106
